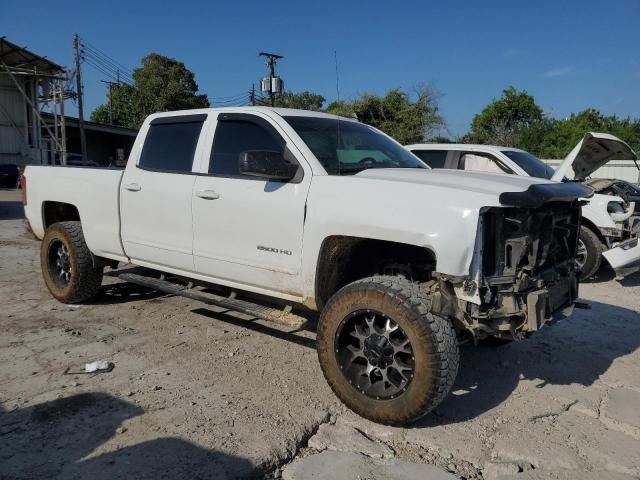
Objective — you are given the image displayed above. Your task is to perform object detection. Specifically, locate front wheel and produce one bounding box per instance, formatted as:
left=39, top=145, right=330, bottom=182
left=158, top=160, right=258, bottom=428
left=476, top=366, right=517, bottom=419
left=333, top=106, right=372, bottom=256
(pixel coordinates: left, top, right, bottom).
left=40, top=221, right=103, bottom=303
left=317, top=276, right=459, bottom=425
left=577, top=226, right=603, bottom=280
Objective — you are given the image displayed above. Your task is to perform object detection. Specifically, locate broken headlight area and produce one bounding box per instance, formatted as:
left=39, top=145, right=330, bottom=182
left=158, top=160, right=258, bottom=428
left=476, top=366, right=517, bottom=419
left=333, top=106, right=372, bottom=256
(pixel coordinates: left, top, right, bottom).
left=467, top=202, right=581, bottom=341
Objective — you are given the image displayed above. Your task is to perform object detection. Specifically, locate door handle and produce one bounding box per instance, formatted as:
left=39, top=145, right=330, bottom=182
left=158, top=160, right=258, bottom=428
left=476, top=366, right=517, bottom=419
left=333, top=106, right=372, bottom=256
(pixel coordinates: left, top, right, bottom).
left=195, top=190, right=220, bottom=200
left=124, top=183, right=142, bottom=192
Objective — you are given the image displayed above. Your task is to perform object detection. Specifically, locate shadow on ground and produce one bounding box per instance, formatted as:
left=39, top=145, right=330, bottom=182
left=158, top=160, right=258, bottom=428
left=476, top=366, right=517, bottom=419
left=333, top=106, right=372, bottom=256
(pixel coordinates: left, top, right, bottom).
left=0, top=393, right=255, bottom=479
left=581, top=264, right=640, bottom=286
left=414, top=299, right=640, bottom=427
left=92, top=272, right=640, bottom=429
left=0, top=199, right=24, bottom=220
left=91, top=281, right=169, bottom=305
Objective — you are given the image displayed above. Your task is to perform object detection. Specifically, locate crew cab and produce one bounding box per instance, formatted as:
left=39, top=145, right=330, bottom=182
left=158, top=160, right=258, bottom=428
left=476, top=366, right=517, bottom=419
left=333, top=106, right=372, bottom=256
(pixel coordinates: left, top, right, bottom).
left=408, top=134, right=640, bottom=279
left=23, top=107, right=591, bottom=425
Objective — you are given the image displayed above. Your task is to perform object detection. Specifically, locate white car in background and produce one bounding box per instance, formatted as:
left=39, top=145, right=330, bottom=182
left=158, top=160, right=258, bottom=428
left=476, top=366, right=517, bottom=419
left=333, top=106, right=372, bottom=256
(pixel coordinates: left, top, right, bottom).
left=407, top=133, right=640, bottom=280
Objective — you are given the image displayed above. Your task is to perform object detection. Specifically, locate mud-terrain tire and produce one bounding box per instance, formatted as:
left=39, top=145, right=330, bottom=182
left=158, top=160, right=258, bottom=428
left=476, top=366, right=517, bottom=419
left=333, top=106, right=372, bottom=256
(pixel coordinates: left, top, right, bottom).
left=317, top=275, right=459, bottom=425
left=577, top=225, right=603, bottom=280
left=40, top=221, right=103, bottom=303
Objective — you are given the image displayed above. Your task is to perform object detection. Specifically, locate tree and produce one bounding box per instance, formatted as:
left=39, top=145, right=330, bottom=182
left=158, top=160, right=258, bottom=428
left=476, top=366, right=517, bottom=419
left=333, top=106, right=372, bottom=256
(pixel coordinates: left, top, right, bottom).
left=465, top=86, right=544, bottom=147
left=270, top=90, right=326, bottom=110
left=536, top=109, right=640, bottom=158
left=91, top=53, right=209, bottom=129
left=325, top=86, right=445, bottom=144
left=90, top=83, right=145, bottom=130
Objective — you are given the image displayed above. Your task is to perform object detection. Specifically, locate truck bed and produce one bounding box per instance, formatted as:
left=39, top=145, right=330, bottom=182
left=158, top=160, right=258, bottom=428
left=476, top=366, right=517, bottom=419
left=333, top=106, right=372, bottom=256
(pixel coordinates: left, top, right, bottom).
left=23, top=165, right=127, bottom=262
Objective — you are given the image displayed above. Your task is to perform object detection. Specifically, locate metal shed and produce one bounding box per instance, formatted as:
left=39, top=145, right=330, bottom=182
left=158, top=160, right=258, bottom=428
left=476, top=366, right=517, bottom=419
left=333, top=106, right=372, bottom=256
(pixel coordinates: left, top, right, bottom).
left=0, top=37, right=67, bottom=166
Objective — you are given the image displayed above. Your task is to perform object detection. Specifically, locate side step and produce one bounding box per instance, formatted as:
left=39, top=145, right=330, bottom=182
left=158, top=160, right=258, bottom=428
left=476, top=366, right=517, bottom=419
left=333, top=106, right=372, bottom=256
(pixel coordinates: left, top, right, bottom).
left=112, top=271, right=307, bottom=327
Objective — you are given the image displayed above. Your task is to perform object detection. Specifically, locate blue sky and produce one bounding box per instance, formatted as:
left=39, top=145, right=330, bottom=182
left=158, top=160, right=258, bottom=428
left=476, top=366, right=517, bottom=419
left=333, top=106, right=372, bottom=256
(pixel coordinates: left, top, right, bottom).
left=3, top=0, right=639, bottom=136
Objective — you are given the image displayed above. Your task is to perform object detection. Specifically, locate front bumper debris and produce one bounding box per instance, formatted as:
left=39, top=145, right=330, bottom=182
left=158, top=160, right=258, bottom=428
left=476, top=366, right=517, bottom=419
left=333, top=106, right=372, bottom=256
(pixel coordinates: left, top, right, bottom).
left=602, top=238, right=640, bottom=279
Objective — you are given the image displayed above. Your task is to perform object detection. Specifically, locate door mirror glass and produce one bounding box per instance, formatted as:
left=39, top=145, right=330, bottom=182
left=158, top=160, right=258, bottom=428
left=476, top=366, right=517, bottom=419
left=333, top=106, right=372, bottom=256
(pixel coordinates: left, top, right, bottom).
left=238, top=150, right=298, bottom=180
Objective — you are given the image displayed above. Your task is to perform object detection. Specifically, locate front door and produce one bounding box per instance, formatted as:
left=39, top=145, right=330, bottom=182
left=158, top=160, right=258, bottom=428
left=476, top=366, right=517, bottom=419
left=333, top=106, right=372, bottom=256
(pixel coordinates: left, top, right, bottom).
left=191, top=113, right=310, bottom=297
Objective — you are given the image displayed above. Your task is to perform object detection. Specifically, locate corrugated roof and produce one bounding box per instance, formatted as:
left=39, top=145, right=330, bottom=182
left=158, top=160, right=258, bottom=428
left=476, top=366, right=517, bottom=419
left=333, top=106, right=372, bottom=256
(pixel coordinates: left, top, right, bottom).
left=0, top=37, right=64, bottom=75
left=40, top=112, right=138, bottom=137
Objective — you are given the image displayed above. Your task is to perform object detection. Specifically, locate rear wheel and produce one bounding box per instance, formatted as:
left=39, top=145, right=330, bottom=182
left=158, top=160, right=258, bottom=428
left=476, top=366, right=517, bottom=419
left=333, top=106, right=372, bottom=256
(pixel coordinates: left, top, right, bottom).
left=40, top=221, right=103, bottom=303
left=317, top=275, right=459, bottom=425
left=577, top=226, right=603, bottom=280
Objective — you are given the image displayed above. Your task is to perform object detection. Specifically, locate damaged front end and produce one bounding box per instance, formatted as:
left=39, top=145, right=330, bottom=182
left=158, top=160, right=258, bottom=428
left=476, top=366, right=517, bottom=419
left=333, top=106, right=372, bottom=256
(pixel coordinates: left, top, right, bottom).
left=432, top=183, right=591, bottom=343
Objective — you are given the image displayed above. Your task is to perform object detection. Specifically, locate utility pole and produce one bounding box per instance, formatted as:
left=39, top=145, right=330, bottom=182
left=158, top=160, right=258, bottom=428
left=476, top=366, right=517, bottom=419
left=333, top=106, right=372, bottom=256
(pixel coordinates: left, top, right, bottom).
left=73, top=34, right=87, bottom=162
left=249, top=83, right=256, bottom=106
left=100, top=80, right=115, bottom=124
left=259, top=52, right=284, bottom=107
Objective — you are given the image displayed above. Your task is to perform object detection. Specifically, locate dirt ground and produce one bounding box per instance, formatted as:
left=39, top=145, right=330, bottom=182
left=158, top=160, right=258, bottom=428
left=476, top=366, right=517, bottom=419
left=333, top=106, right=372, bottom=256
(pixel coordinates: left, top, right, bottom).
left=1, top=188, right=640, bottom=480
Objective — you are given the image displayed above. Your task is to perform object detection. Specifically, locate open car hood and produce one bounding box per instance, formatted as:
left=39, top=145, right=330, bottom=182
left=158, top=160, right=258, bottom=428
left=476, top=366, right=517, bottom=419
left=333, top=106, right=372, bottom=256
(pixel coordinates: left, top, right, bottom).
left=551, top=132, right=638, bottom=182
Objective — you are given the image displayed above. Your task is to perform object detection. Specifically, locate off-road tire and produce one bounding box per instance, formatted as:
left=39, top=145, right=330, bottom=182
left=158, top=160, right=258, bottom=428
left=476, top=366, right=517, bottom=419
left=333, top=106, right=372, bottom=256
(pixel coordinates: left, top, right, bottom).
left=578, top=225, right=603, bottom=280
left=40, top=221, right=103, bottom=303
left=317, top=275, right=459, bottom=425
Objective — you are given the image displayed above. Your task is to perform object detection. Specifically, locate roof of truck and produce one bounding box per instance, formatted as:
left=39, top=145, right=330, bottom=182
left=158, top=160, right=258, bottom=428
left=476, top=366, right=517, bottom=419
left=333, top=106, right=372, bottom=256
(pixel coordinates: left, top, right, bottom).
left=147, top=106, right=359, bottom=122
left=406, top=143, right=527, bottom=153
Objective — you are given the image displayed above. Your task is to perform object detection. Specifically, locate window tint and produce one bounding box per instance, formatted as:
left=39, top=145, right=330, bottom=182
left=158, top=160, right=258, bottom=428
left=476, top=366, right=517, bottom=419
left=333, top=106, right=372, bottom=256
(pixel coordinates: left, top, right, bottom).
left=139, top=121, right=203, bottom=172
left=412, top=150, right=447, bottom=169
left=501, top=150, right=555, bottom=179
left=210, top=120, right=283, bottom=176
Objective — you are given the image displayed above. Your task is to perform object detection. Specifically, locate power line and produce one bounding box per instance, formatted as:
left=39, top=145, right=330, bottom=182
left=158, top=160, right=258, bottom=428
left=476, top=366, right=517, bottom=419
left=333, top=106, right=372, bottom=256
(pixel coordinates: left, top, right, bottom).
left=79, top=37, right=134, bottom=77
left=80, top=47, right=133, bottom=83
left=83, top=57, right=132, bottom=86
left=81, top=45, right=134, bottom=80
left=209, top=92, right=250, bottom=101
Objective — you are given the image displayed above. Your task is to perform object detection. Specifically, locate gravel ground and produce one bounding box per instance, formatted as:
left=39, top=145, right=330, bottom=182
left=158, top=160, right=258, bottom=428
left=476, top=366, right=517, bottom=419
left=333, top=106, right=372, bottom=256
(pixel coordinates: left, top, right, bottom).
left=1, top=188, right=639, bottom=480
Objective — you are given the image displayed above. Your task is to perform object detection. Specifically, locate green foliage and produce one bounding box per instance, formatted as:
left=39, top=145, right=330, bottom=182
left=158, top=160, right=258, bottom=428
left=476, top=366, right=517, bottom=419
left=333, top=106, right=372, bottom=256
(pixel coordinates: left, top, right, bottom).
left=464, top=86, right=544, bottom=147
left=90, top=84, right=145, bottom=129
left=270, top=91, right=326, bottom=110
left=325, top=87, right=445, bottom=144
left=536, top=109, right=640, bottom=158
left=90, top=53, right=209, bottom=129
left=465, top=87, right=640, bottom=159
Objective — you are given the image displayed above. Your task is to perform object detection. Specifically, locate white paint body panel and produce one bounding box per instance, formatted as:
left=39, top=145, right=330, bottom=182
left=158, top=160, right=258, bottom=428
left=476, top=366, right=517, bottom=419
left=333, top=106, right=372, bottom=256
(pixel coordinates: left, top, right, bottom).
left=24, top=107, right=568, bottom=309
left=407, top=143, right=621, bottom=233
left=551, top=132, right=638, bottom=182
left=408, top=142, right=639, bottom=276
left=23, top=166, right=127, bottom=262
left=602, top=240, right=640, bottom=278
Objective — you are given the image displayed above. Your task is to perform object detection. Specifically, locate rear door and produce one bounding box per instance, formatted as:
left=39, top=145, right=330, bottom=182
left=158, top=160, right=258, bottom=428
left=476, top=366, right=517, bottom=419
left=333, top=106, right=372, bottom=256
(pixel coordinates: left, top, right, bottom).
left=191, top=112, right=311, bottom=297
left=120, top=114, right=207, bottom=272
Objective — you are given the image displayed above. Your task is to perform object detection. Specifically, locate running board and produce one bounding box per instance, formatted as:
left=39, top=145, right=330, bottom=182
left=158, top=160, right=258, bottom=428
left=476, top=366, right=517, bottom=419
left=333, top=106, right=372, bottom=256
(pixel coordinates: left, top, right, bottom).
left=112, top=271, right=307, bottom=327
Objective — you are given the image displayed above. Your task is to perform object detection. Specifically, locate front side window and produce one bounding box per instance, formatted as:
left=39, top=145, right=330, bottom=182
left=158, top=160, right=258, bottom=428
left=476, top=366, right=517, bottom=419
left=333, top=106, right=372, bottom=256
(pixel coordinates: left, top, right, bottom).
left=210, top=120, right=283, bottom=176
left=501, top=150, right=556, bottom=179
left=139, top=120, right=204, bottom=173
left=412, top=150, right=447, bottom=169
left=284, top=116, right=426, bottom=175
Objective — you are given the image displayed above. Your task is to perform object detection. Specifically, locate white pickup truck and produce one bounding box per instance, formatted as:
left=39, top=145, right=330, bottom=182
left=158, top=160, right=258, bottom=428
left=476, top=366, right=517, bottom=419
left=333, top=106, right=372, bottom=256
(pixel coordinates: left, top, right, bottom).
left=23, top=107, right=592, bottom=425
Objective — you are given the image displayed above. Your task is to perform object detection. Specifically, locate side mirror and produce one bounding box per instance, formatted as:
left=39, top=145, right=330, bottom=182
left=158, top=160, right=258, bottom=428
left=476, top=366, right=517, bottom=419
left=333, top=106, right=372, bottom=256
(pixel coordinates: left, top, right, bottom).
left=238, top=150, right=298, bottom=181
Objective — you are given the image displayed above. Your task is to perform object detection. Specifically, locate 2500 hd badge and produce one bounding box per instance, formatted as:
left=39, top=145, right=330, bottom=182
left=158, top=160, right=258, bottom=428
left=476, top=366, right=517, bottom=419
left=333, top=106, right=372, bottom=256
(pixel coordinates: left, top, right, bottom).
left=257, top=245, right=293, bottom=255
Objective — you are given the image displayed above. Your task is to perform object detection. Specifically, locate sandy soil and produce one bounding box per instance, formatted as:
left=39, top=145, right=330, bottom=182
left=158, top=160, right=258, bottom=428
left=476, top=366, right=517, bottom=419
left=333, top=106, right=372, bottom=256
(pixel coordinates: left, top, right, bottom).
left=1, top=188, right=639, bottom=479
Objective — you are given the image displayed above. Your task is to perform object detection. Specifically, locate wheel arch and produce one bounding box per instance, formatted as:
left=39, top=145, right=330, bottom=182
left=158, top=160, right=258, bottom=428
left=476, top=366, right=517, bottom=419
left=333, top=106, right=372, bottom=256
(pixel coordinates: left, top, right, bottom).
left=314, top=235, right=437, bottom=309
left=42, top=201, right=81, bottom=230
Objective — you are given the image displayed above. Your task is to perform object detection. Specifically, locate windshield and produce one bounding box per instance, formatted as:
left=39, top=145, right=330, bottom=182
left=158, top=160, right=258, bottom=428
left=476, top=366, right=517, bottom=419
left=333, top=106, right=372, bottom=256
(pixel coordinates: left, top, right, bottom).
left=284, top=116, right=427, bottom=175
left=501, top=150, right=556, bottom=179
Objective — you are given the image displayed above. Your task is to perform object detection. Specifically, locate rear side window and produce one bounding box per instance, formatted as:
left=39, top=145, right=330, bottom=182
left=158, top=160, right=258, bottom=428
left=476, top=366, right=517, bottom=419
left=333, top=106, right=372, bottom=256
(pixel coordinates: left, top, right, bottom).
left=210, top=120, right=283, bottom=176
left=139, top=118, right=204, bottom=173
left=412, top=150, right=447, bottom=169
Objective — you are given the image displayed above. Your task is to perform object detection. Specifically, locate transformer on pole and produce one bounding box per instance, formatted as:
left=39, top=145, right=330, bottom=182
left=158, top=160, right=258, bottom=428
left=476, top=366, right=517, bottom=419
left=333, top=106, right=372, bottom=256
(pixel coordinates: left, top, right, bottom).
left=258, top=52, right=284, bottom=107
